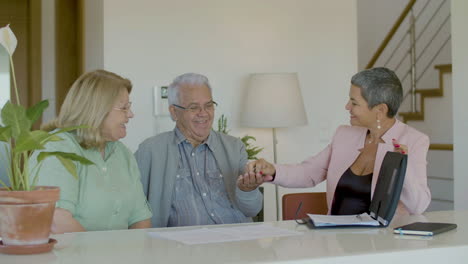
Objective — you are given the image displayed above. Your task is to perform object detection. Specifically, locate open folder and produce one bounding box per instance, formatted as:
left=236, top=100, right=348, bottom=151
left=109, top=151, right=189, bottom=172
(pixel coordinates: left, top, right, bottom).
left=307, top=151, right=407, bottom=228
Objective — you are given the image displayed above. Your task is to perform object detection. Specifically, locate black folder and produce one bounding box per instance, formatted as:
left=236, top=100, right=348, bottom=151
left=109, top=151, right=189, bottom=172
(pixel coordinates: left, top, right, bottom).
left=307, top=151, right=407, bottom=228
left=393, top=222, right=457, bottom=236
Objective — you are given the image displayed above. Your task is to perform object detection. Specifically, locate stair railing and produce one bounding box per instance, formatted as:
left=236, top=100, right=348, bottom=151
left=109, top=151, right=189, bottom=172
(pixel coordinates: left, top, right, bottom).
left=410, top=10, right=417, bottom=112
left=366, top=0, right=451, bottom=114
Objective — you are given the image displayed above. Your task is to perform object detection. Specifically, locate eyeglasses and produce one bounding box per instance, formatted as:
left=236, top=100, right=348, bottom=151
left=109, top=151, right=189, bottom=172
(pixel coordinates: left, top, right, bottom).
left=113, top=102, right=132, bottom=113
left=172, top=101, right=218, bottom=113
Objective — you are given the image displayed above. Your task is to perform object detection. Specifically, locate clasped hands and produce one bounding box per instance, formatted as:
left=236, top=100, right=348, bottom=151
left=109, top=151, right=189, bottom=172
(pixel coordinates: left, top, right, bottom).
left=237, top=158, right=276, bottom=192
left=237, top=139, right=408, bottom=192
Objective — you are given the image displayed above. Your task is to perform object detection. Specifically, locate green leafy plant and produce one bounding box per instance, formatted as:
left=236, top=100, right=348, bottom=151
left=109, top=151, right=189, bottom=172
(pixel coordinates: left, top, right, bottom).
left=240, top=135, right=263, bottom=161
left=0, top=24, right=93, bottom=191
left=217, top=114, right=229, bottom=134
left=217, top=114, right=263, bottom=160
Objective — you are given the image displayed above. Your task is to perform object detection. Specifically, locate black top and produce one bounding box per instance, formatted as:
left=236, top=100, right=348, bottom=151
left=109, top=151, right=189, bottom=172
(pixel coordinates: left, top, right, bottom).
left=331, top=168, right=372, bottom=215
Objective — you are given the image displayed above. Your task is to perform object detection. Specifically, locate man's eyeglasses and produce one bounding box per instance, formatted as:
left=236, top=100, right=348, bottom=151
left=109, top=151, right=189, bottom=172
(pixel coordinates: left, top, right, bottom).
left=172, top=101, right=218, bottom=113
left=113, top=102, right=132, bottom=113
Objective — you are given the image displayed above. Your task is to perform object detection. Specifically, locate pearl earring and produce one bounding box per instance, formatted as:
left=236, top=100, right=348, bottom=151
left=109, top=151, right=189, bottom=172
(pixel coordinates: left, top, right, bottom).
left=377, top=119, right=381, bottom=129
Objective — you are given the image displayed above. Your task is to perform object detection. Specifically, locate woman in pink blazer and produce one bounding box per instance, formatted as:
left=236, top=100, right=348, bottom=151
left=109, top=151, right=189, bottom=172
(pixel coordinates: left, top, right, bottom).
left=238, top=67, right=431, bottom=215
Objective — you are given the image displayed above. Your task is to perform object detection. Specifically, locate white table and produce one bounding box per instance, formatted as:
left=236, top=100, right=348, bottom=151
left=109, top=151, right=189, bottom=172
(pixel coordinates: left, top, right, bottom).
left=2, top=210, right=467, bottom=264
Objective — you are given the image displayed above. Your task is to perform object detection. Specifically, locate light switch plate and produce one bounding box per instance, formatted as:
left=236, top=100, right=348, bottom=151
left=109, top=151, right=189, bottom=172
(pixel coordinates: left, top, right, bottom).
left=154, top=85, right=170, bottom=116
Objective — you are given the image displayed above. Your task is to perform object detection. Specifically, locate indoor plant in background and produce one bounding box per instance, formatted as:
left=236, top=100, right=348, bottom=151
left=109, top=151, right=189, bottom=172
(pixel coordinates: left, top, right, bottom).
left=218, top=114, right=264, bottom=222
left=0, top=24, right=92, bottom=254
left=217, top=114, right=263, bottom=160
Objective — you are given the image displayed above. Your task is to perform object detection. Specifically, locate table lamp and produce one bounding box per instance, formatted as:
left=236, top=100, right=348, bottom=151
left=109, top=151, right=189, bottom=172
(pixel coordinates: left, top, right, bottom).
left=241, top=73, right=308, bottom=220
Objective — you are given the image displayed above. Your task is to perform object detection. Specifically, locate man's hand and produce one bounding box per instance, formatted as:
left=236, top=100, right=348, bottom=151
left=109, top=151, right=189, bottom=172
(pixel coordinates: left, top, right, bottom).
left=237, top=170, right=264, bottom=192
left=237, top=158, right=277, bottom=191
left=246, top=158, right=276, bottom=180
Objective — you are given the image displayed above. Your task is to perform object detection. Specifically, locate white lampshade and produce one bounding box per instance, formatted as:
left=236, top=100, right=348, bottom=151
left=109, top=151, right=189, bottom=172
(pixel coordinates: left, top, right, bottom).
left=241, top=73, right=308, bottom=128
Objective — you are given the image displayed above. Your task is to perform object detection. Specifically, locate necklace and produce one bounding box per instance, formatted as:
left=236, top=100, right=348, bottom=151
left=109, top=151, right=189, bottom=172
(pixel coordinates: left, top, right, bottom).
left=367, top=132, right=382, bottom=145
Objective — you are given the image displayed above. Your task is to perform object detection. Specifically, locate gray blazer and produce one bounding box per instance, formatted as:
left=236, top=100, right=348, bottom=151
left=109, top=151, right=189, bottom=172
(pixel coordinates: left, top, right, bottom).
left=135, top=130, right=263, bottom=227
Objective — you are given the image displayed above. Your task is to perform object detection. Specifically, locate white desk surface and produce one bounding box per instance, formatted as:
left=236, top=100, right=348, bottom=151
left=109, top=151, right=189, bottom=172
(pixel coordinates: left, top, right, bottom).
left=2, top=210, right=468, bottom=264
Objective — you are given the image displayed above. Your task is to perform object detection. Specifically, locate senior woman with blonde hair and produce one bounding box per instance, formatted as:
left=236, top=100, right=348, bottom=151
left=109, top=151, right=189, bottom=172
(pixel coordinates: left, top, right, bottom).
left=239, top=67, right=431, bottom=215
left=31, top=69, right=152, bottom=233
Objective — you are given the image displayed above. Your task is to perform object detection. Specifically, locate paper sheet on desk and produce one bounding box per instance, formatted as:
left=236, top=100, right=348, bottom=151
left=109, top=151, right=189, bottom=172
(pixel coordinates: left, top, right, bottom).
left=307, top=213, right=380, bottom=227
left=147, top=224, right=302, bottom=245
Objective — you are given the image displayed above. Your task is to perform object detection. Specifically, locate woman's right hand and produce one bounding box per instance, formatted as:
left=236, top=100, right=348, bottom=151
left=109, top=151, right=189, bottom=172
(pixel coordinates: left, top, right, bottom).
left=246, top=158, right=276, bottom=181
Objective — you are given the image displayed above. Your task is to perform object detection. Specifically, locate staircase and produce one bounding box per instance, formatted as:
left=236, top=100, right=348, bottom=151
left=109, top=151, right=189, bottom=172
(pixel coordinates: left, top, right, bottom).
left=400, top=63, right=453, bottom=211
left=365, top=0, right=453, bottom=211
left=400, top=64, right=450, bottom=123
left=399, top=64, right=453, bottom=150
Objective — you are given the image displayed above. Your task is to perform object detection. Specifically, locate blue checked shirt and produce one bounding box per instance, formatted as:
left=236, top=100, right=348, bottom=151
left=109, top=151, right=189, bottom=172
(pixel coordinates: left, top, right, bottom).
left=168, top=128, right=249, bottom=226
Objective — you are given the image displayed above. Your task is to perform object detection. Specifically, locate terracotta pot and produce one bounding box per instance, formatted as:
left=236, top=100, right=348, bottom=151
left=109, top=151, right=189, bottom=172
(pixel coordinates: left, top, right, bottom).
left=0, top=186, right=59, bottom=246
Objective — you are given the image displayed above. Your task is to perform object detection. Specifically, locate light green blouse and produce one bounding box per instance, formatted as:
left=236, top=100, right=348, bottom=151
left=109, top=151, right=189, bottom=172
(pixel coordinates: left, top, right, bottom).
left=30, top=132, right=152, bottom=231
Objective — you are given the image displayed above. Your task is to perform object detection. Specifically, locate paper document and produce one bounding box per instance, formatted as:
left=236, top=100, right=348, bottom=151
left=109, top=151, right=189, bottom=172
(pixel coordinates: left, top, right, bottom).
left=147, top=224, right=302, bottom=245
left=307, top=213, right=380, bottom=227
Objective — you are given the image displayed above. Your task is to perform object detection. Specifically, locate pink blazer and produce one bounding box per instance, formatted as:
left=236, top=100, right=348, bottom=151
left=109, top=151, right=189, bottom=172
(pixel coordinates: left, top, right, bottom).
left=274, top=119, right=431, bottom=215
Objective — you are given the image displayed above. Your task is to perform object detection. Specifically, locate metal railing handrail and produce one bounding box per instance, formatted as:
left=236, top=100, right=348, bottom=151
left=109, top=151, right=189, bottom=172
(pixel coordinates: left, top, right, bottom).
left=401, top=34, right=451, bottom=103
left=416, top=15, right=451, bottom=82
left=398, top=13, right=450, bottom=86
left=382, top=0, right=431, bottom=68
left=415, top=0, right=447, bottom=43
left=367, top=0, right=451, bottom=114
left=366, top=0, right=417, bottom=69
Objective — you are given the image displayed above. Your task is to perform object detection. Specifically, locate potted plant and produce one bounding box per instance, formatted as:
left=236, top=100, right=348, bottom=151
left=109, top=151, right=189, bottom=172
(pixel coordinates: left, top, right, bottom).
left=0, top=24, right=92, bottom=254
left=217, top=114, right=263, bottom=160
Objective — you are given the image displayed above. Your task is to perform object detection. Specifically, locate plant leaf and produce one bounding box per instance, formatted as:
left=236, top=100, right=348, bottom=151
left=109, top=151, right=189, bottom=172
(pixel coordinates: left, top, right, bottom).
left=0, top=126, right=11, bottom=142
left=46, top=134, right=63, bottom=142
left=37, top=151, right=94, bottom=165
left=33, top=131, right=63, bottom=144
left=37, top=151, right=94, bottom=180
left=241, top=135, right=256, bottom=144
left=26, top=100, right=49, bottom=124
left=15, top=130, right=64, bottom=153
left=14, top=131, right=45, bottom=153
left=56, top=155, right=78, bottom=179
left=1, top=101, right=31, bottom=139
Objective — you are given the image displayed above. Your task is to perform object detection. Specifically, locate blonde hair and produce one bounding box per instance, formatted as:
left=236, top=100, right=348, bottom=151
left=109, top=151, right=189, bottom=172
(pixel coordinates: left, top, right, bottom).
left=42, top=70, right=132, bottom=149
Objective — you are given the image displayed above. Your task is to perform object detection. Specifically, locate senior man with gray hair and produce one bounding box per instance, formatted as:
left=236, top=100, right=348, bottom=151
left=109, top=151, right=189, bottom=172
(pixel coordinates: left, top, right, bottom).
left=135, top=73, right=263, bottom=227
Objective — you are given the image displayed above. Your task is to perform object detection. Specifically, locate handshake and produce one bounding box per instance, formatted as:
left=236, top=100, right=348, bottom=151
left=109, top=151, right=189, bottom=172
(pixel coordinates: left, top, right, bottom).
left=237, top=158, right=276, bottom=192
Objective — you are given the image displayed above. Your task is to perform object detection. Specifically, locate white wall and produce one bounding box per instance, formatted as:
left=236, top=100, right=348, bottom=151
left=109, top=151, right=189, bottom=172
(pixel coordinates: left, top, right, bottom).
left=452, top=0, right=468, bottom=210
left=102, top=0, right=357, bottom=221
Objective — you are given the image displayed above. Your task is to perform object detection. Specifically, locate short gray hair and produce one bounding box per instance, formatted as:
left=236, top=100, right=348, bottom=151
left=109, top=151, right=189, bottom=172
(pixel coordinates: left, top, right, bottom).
left=167, top=73, right=212, bottom=105
left=351, top=67, right=402, bottom=117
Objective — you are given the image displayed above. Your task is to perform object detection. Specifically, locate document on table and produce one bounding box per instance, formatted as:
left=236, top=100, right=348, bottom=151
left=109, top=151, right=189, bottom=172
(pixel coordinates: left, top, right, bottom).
left=147, top=224, right=302, bottom=245
left=307, top=213, right=380, bottom=227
